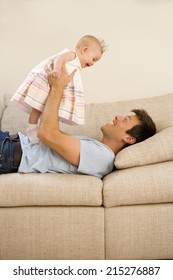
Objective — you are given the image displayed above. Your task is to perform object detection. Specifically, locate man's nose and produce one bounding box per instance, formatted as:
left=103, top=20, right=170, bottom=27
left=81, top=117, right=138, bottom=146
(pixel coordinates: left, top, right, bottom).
left=116, top=115, right=123, bottom=121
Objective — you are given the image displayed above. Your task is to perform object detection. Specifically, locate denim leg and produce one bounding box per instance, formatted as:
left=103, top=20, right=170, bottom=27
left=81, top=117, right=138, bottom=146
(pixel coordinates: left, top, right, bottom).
left=0, top=131, right=17, bottom=174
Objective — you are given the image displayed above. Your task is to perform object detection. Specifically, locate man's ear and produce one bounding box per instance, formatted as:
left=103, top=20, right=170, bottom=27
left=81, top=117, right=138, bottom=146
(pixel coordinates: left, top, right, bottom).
left=123, top=134, right=136, bottom=145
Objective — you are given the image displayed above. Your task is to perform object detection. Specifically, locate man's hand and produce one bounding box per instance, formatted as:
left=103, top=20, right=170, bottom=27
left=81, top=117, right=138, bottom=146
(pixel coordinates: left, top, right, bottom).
left=51, top=69, right=61, bottom=78
left=48, top=64, right=76, bottom=89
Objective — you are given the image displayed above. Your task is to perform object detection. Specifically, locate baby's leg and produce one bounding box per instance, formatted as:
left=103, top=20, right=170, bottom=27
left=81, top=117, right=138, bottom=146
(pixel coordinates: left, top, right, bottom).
left=29, top=108, right=42, bottom=124
left=26, top=108, right=42, bottom=144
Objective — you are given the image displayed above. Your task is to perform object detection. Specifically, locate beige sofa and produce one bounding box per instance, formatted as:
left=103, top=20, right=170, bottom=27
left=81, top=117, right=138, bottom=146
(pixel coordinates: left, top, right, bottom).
left=0, top=92, right=173, bottom=260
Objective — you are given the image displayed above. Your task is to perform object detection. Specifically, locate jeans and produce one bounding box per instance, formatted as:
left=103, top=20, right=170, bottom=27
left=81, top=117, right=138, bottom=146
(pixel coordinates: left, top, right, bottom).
left=0, top=130, right=18, bottom=174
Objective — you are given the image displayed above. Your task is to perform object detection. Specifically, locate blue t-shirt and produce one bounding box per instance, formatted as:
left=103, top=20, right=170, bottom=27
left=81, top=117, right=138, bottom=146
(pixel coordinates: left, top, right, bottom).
left=18, top=133, right=115, bottom=178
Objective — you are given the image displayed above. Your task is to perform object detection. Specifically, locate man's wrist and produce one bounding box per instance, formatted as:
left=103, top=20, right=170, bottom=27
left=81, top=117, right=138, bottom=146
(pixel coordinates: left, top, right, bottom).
left=50, top=85, right=64, bottom=92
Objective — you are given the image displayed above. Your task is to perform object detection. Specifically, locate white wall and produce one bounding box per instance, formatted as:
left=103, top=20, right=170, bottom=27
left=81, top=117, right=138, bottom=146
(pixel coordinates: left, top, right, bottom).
left=1, top=0, right=173, bottom=103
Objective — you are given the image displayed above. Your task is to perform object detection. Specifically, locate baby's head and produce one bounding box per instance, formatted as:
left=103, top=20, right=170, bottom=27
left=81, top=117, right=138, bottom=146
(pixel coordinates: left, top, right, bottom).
left=75, top=35, right=106, bottom=68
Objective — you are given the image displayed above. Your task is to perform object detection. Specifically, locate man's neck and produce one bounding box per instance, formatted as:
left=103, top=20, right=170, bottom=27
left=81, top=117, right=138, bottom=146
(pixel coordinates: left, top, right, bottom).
left=101, top=137, right=125, bottom=154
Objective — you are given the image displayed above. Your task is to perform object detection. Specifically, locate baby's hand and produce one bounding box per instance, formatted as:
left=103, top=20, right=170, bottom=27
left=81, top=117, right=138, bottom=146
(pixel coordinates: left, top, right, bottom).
left=51, top=69, right=61, bottom=78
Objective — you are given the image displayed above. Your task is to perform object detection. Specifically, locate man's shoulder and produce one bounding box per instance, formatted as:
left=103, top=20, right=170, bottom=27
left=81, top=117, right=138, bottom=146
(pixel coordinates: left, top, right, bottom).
left=75, top=135, right=100, bottom=144
left=76, top=136, right=115, bottom=178
left=76, top=136, right=115, bottom=156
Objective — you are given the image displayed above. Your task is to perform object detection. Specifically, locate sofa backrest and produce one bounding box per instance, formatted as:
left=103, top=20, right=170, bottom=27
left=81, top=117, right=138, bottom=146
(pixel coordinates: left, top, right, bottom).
left=1, top=92, right=173, bottom=138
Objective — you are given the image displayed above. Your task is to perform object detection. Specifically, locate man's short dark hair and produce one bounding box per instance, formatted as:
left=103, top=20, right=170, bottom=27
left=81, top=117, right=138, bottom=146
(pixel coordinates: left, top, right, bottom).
left=126, top=109, right=156, bottom=143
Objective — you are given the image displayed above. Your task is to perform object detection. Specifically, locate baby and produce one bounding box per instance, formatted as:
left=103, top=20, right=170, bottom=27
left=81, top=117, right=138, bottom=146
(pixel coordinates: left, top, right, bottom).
left=11, top=35, right=106, bottom=143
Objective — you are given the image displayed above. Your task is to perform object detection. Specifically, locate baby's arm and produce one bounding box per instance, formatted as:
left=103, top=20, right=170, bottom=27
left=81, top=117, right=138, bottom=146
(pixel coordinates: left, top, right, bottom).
left=52, top=51, right=76, bottom=78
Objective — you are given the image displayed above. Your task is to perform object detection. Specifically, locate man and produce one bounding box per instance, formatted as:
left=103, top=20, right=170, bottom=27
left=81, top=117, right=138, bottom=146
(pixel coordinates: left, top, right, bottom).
left=0, top=66, right=156, bottom=178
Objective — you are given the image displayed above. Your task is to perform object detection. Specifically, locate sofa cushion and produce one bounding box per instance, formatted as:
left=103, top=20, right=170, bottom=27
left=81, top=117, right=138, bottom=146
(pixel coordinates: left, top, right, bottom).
left=115, top=126, right=173, bottom=169
left=103, top=161, right=173, bottom=207
left=0, top=173, right=103, bottom=207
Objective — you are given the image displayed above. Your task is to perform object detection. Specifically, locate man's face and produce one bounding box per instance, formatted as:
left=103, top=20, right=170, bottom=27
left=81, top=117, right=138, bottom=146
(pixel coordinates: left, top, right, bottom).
left=101, top=114, right=141, bottom=143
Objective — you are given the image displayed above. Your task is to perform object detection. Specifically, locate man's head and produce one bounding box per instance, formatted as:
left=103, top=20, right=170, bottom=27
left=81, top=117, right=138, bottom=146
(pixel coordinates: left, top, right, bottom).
left=101, top=109, right=156, bottom=153
left=125, top=109, right=156, bottom=144
left=75, top=35, right=106, bottom=68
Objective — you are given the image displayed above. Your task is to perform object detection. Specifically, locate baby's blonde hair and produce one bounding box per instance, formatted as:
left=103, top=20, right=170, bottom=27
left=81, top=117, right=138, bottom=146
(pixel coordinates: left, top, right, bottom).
left=76, top=35, right=107, bottom=54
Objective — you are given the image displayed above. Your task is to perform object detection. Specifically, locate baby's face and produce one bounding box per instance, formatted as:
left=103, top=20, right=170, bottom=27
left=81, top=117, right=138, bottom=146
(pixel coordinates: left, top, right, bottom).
left=80, top=44, right=102, bottom=68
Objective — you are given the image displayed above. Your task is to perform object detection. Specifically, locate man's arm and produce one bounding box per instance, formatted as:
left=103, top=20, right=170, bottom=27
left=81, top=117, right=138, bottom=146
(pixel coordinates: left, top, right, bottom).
left=38, top=66, right=80, bottom=166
